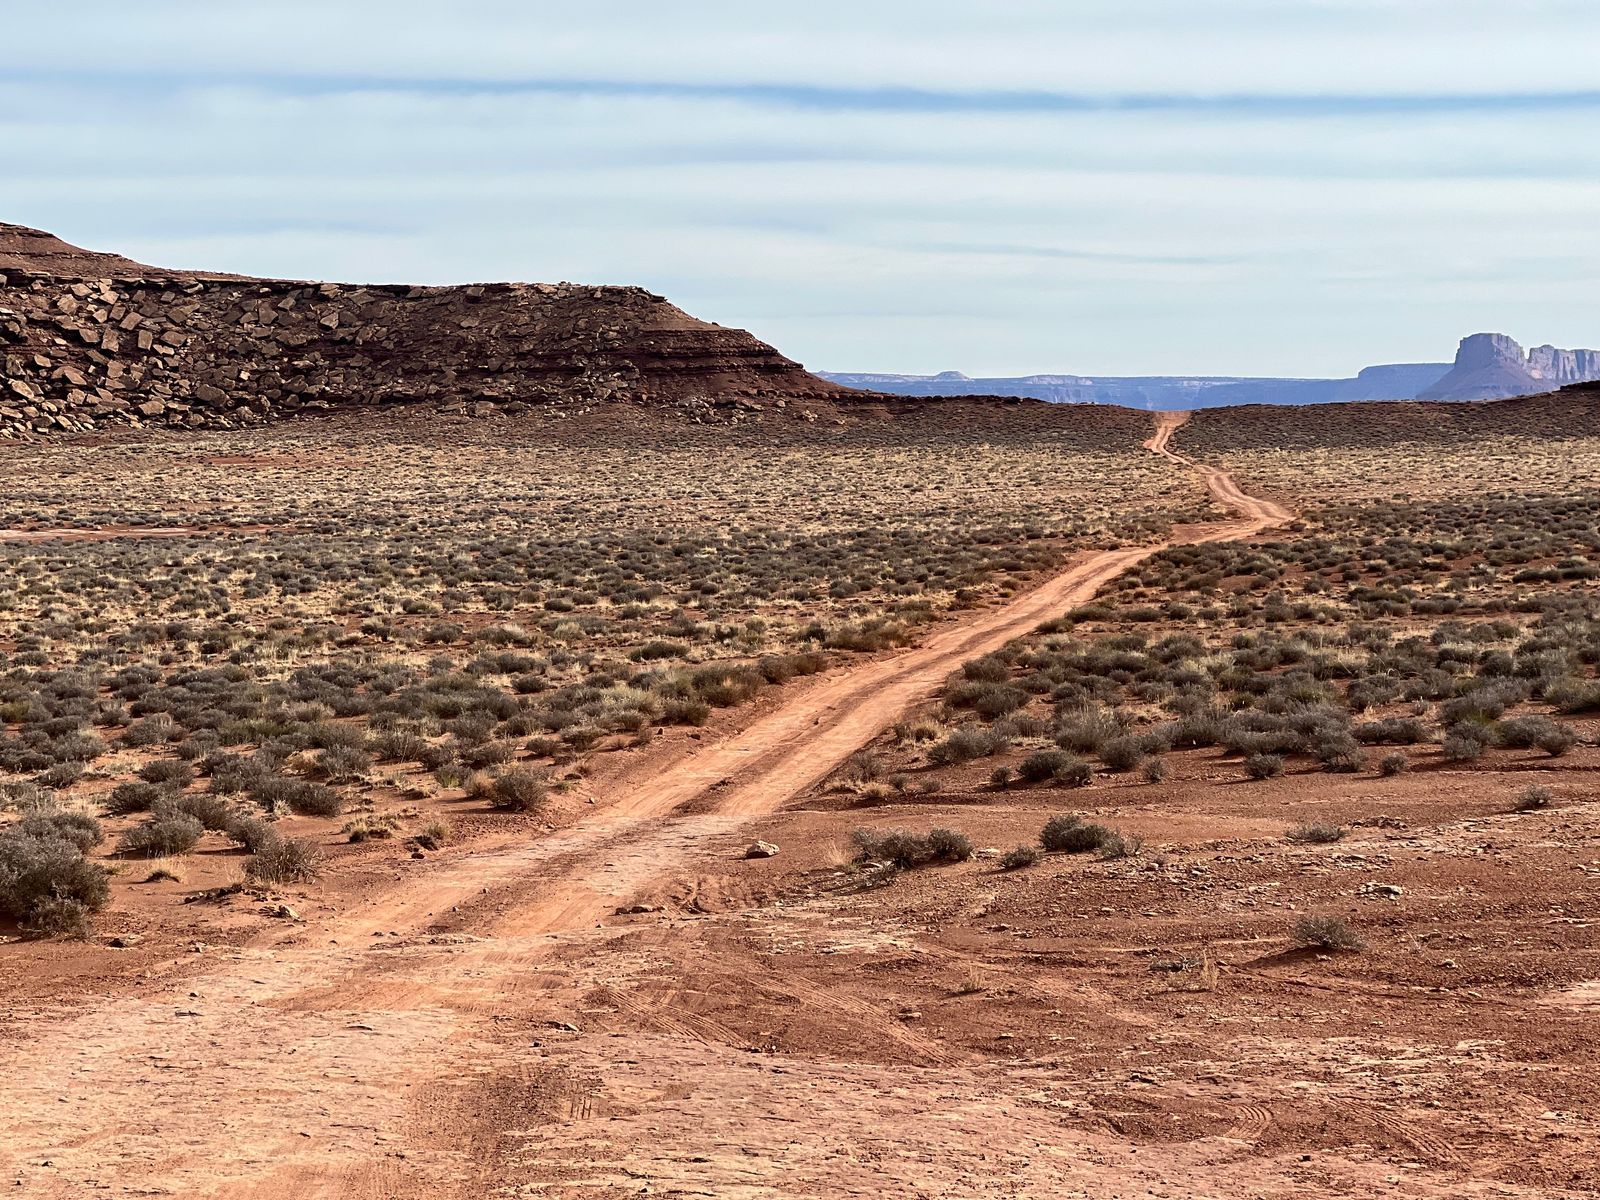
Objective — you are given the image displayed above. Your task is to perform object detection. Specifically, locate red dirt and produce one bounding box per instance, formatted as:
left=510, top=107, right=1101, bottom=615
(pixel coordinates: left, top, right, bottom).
left=2, top=417, right=1593, bottom=1199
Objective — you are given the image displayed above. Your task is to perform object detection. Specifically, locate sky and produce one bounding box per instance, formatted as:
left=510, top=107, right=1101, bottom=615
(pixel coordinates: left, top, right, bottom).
left=3, top=1, right=1599, bottom=377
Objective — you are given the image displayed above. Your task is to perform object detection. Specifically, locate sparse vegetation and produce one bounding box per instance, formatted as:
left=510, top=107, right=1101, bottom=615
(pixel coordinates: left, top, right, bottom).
left=1290, top=914, right=1365, bottom=952
left=1286, top=823, right=1345, bottom=845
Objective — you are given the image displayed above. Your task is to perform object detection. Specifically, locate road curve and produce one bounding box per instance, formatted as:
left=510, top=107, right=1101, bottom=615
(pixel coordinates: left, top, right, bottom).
left=0, top=413, right=1291, bottom=1199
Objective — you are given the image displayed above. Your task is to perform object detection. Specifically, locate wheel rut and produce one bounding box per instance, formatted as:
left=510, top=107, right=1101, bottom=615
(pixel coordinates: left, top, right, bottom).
left=0, top=412, right=1292, bottom=1199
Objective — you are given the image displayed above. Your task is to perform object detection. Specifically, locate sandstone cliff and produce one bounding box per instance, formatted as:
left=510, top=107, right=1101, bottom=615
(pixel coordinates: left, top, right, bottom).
left=1418, top=332, right=1600, bottom=402
left=0, top=222, right=850, bottom=438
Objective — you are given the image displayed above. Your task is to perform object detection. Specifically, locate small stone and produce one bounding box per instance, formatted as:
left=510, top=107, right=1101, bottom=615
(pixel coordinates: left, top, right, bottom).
left=744, top=841, right=780, bottom=860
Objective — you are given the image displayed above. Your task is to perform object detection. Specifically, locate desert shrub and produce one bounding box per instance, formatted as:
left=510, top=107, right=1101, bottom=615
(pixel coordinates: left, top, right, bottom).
left=246, top=836, right=323, bottom=885
left=1098, top=831, right=1143, bottom=860
left=121, top=811, right=204, bottom=857
left=1544, top=677, right=1600, bottom=714
left=1378, top=752, right=1409, bottom=777
left=224, top=812, right=278, bottom=853
left=12, top=810, right=104, bottom=853
left=372, top=731, right=430, bottom=764
left=306, top=721, right=366, bottom=751
left=927, top=827, right=974, bottom=862
left=1442, top=726, right=1490, bottom=761
left=843, top=750, right=885, bottom=783
left=167, top=792, right=236, bottom=831
left=1040, top=814, right=1112, bottom=854
left=851, top=826, right=968, bottom=870
left=1290, top=914, right=1364, bottom=952
left=948, top=679, right=1028, bottom=718
left=1244, top=753, right=1285, bottom=780
left=1000, top=844, right=1040, bottom=871
left=1496, top=716, right=1577, bottom=757
left=1318, top=745, right=1367, bottom=774
left=414, top=818, right=451, bottom=850
left=316, top=744, right=373, bottom=782
left=661, top=697, right=711, bottom=726
left=22, top=896, right=94, bottom=939
left=35, top=762, right=84, bottom=789
left=1353, top=717, right=1428, bottom=746
left=1051, top=756, right=1094, bottom=788
left=1018, top=749, right=1070, bottom=783
left=0, top=826, right=110, bottom=933
left=489, top=768, right=549, bottom=813
left=139, top=759, right=195, bottom=787
left=1162, top=711, right=1225, bottom=749
left=417, top=741, right=460, bottom=772
left=1141, top=757, right=1169, bottom=784
left=105, top=780, right=168, bottom=815
left=286, top=782, right=344, bottom=818
left=851, top=827, right=931, bottom=870
left=929, top=725, right=1009, bottom=766
left=1286, top=823, right=1345, bottom=844
left=1514, top=785, right=1553, bottom=813
left=989, top=765, right=1014, bottom=790
left=1055, top=707, right=1128, bottom=755
left=1099, top=735, right=1147, bottom=773
left=122, top=714, right=178, bottom=747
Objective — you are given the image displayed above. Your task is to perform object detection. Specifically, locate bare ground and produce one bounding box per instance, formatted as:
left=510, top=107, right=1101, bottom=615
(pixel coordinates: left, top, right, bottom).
left=2, top=416, right=1593, bottom=1199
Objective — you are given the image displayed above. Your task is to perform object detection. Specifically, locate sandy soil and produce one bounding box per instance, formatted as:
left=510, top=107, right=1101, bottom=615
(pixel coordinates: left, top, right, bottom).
left=3, top=416, right=1593, bottom=1199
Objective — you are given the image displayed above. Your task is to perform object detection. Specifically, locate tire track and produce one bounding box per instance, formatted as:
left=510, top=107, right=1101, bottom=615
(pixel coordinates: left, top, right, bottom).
left=0, top=412, right=1290, bottom=1198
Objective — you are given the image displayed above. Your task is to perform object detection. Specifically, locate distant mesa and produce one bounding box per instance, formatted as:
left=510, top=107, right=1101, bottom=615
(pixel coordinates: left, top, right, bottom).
left=824, top=333, right=1600, bottom=409
left=822, top=363, right=1453, bottom=410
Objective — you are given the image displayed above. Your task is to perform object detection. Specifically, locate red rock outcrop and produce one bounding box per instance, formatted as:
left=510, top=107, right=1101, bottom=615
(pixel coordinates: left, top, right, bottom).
left=0, top=222, right=851, bottom=438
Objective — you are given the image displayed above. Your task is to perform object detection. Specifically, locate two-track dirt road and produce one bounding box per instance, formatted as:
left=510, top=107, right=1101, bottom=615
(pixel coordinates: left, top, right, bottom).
left=0, top=414, right=1293, bottom=1198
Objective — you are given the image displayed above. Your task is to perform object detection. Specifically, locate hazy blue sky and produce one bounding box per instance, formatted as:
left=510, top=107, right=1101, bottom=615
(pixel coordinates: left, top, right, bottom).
left=4, top=1, right=1598, bottom=376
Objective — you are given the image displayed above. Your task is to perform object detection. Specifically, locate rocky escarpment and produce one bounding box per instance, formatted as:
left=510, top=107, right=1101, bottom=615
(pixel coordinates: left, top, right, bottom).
left=0, top=222, right=851, bottom=438
left=1418, top=333, right=1600, bottom=402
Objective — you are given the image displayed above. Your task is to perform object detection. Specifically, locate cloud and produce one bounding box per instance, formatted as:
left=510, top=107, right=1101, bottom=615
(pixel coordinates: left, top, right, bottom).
left=2, top=1, right=1598, bottom=376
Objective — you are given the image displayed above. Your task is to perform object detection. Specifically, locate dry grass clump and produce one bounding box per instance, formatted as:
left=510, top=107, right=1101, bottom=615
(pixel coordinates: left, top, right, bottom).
left=1290, top=914, right=1365, bottom=952
left=245, top=836, right=324, bottom=885
left=850, top=826, right=974, bottom=870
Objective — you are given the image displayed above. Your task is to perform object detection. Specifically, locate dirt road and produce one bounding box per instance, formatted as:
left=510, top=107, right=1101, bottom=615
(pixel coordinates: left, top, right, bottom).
left=0, top=415, right=1295, bottom=1198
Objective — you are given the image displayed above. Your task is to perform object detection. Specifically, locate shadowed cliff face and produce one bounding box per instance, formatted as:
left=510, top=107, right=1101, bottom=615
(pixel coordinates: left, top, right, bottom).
left=0, top=223, right=850, bottom=438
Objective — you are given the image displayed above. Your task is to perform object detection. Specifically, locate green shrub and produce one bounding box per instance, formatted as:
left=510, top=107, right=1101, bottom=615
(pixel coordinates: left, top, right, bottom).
left=224, top=812, right=278, bottom=853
